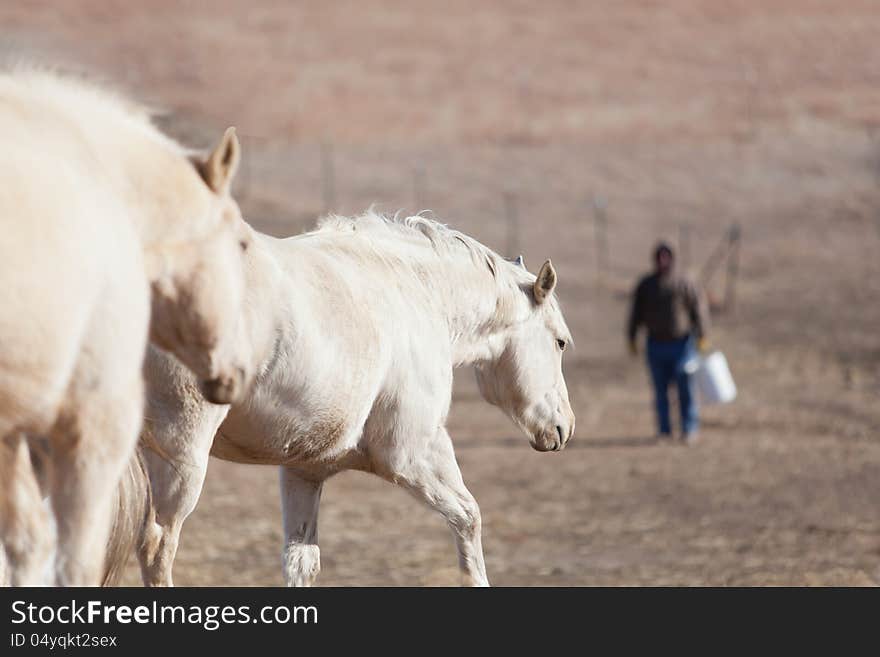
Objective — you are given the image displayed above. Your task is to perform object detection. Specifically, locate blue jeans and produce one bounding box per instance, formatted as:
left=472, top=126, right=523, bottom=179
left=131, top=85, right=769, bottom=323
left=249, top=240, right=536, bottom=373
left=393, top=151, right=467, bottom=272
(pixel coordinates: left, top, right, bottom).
left=646, top=335, right=698, bottom=435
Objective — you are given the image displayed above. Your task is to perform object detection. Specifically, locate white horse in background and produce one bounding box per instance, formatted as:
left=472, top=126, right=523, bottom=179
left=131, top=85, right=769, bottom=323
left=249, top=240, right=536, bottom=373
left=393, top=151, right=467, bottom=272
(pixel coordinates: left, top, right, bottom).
left=108, top=211, right=575, bottom=587
left=0, top=69, right=254, bottom=585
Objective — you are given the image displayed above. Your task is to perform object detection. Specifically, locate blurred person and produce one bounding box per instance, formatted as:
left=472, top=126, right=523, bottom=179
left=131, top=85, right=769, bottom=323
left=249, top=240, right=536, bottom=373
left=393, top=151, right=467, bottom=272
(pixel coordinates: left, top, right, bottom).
left=627, top=242, right=709, bottom=445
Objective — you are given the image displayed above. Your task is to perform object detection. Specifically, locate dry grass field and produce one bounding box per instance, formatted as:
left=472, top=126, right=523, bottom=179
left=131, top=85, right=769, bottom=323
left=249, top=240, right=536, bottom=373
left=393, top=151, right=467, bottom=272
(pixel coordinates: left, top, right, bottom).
left=3, top=0, right=879, bottom=585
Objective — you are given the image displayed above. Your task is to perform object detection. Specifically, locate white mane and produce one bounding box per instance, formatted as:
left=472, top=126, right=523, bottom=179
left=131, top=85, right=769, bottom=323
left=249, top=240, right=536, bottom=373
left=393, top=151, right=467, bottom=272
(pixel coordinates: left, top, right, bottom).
left=311, top=210, right=567, bottom=333
left=0, top=66, right=184, bottom=155
left=317, top=210, right=536, bottom=289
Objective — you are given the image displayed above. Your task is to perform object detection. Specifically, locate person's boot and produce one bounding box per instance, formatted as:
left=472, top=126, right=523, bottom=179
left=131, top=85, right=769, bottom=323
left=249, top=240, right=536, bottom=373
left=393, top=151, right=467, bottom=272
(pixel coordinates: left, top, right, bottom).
left=681, top=431, right=700, bottom=447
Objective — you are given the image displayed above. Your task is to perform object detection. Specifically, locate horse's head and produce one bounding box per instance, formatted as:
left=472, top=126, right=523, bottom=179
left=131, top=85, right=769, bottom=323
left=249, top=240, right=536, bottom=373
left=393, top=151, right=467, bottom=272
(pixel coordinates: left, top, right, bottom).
left=149, top=127, right=253, bottom=405
left=474, top=258, right=575, bottom=452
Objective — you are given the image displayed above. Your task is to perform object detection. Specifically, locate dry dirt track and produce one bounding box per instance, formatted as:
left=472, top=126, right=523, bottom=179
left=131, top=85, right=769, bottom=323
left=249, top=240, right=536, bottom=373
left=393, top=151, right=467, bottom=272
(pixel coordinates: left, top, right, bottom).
left=2, top=1, right=878, bottom=585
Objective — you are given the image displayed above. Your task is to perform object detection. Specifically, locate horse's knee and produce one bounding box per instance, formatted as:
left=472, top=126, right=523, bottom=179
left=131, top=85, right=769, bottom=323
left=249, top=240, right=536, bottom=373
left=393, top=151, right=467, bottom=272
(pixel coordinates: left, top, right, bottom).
left=138, top=521, right=176, bottom=587
left=0, top=437, right=53, bottom=585
left=1, top=507, right=52, bottom=586
left=138, top=520, right=163, bottom=568
left=282, top=543, right=320, bottom=587
left=450, top=498, right=482, bottom=540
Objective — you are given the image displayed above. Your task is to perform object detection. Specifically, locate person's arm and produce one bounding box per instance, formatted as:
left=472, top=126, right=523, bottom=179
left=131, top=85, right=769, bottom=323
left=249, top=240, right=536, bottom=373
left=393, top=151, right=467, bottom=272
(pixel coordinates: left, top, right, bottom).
left=627, top=281, right=643, bottom=353
left=686, top=279, right=710, bottom=346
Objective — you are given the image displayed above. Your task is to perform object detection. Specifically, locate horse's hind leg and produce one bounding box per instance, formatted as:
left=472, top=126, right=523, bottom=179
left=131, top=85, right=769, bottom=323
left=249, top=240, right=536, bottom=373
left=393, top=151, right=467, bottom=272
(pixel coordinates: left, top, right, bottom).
left=49, top=380, right=143, bottom=586
left=279, top=468, right=323, bottom=587
left=0, top=432, right=52, bottom=585
left=381, top=427, right=489, bottom=587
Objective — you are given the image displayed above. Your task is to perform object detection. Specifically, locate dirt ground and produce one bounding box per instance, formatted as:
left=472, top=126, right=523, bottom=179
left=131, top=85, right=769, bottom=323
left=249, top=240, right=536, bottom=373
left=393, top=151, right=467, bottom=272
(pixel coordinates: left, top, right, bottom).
left=3, top=1, right=879, bottom=585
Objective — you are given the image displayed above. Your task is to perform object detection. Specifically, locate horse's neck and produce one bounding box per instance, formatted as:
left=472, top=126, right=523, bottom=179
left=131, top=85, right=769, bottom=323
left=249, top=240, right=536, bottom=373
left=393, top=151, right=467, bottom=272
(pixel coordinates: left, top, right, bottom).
left=239, top=235, right=289, bottom=372
left=410, top=253, right=514, bottom=368
left=448, top=293, right=513, bottom=368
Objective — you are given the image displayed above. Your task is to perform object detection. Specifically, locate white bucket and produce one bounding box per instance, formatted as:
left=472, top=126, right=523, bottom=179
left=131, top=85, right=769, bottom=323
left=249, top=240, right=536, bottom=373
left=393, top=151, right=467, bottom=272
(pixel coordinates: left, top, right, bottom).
left=693, top=351, right=737, bottom=405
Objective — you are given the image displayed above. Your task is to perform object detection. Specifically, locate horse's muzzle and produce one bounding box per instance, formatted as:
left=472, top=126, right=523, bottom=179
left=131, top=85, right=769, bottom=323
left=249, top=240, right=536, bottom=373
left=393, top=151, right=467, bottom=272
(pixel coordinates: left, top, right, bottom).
left=531, top=430, right=563, bottom=452
left=530, top=420, right=574, bottom=452
left=530, top=440, right=559, bottom=452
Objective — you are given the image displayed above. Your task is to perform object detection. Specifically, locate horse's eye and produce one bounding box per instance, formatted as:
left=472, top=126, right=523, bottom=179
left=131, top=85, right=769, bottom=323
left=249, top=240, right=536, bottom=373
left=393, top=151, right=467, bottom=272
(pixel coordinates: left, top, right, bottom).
left=556, top=339, right=566, bottom=351
left=239, top=240, right=249, bottom=252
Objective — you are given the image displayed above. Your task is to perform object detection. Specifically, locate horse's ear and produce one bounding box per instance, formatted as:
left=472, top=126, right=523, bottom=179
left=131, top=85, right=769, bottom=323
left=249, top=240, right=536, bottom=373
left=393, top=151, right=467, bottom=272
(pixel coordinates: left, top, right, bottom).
left=513, top=255, right=525, bottom=269
left=197, top=127, right=240, bottom=194
left=534, top=259, right=557, bottom=304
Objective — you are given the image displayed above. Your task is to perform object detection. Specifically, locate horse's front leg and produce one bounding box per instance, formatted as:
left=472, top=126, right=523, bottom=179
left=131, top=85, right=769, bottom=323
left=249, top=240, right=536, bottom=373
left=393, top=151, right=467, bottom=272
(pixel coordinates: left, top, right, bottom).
left=0, top=432, right=52, bottom=585
left=279, top=468, right=323, bottom=586
left=385, top=427, right=489, bottom=587
left=137, top=405, right=226, bottom=587
left=138, top=447, right=212, bottom=587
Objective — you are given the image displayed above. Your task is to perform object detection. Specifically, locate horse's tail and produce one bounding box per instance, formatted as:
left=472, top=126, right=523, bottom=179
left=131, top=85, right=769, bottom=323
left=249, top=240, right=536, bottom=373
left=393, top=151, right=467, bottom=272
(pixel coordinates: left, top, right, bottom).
left=101, top=447, right=153, bottom=587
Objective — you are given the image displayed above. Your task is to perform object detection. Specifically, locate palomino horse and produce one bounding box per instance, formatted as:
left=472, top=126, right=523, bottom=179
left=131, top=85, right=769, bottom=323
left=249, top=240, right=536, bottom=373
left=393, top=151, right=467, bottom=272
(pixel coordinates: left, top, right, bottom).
left=110, top=211, right=574, bottom=587
left=0, top=69, right=253, bottom=585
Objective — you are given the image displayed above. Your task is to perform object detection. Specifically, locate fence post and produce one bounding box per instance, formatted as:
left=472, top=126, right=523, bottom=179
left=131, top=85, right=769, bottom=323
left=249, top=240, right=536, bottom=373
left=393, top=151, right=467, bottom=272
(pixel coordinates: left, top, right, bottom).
left=724, top=224, right=742, bottom=313
left=870, top=126, right=880, bottom=236
left=679, top=223, right=691, bottom=272
left=699, top=226, right=731, bottom=289
left=504, top=191, right=520, bottom=257
left=321, top=141, right=336, bottom=215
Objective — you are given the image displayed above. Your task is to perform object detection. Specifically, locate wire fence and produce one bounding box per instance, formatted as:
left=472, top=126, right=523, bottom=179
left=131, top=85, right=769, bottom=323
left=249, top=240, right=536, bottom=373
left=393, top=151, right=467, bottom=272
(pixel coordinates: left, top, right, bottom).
left=230, top=128, right=880, bottom=321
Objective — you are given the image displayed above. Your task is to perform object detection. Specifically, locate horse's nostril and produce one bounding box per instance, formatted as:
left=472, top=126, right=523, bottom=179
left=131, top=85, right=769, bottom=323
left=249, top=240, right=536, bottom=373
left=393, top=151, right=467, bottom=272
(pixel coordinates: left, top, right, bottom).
left=556, top=425, right=564, bottom=445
